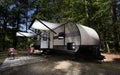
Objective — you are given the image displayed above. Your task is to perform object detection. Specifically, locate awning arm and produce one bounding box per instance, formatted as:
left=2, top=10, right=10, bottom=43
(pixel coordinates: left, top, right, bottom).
left=38, top=19, right=57, bottom=34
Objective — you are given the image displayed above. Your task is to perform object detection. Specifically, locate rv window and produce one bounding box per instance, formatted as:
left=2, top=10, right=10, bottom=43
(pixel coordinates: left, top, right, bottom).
left=53, top=36, right=58, bottom=39
left=58, top=32, right=65, bottom=39
left=42, top=34, right=47, bottom=41
left=43, top=37, right=47, bottom=41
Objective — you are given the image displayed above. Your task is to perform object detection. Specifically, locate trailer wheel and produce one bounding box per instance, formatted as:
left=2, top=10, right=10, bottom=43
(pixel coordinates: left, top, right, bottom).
left=97, top=59, right=105, bottom=63
left=42, top=50, right=51, bottom=55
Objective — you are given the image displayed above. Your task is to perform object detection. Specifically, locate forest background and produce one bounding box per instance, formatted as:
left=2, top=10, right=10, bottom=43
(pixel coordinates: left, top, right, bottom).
left=0, top=0, right=120, bottom=53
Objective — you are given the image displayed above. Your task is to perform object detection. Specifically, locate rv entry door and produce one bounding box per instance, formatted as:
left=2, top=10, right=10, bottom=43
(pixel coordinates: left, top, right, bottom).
left=40, top=33, right=48, bottom=49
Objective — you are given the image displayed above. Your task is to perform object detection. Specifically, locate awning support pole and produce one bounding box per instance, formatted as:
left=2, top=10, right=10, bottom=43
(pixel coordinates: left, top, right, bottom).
left=38, top=19, right=57, bottom=34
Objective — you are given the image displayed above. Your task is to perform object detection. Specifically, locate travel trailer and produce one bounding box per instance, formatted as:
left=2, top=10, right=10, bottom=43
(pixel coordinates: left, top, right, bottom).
left=19, top=19, right=104, bottom=60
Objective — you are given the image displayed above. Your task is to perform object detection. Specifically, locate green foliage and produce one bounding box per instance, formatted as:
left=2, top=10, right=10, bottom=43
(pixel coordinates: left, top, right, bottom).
left=0, top=0, right=120, bottom=52
left=0, top=0, right=34, bottom=51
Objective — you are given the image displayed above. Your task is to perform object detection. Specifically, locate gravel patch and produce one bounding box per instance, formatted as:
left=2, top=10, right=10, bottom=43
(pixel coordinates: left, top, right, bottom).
left=0, top=53, right=120, bottom=75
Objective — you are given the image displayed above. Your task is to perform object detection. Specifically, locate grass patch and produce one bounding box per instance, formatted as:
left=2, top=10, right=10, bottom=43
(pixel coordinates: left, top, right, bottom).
left=0, top=52, right=8, bottom=65
left=96, top=63, right=120, bottom=70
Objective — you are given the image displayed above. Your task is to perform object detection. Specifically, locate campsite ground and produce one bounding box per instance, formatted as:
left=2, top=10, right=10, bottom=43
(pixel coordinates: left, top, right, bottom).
left=0, top=51, right=120, bottom=75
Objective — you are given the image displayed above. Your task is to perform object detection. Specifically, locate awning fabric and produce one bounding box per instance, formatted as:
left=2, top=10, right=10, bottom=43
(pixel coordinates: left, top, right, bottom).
left=16, top=32, right=37, bottom=37
left=30, top=19, right=61, bottom=30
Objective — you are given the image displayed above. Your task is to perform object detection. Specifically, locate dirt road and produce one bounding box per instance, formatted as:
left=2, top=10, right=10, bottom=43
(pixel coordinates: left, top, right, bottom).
left=0, top=53, right=120, bottom=75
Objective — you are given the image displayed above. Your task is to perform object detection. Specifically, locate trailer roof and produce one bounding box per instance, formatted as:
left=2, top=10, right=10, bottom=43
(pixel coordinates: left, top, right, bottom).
left=76, top=24, right=100, bottom=45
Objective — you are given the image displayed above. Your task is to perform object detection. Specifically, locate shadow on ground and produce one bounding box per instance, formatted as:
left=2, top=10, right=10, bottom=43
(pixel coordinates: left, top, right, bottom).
left=0, top=52, right=120, bottom=75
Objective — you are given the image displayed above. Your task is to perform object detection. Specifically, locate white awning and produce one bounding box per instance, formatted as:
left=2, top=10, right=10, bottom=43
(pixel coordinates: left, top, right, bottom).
left=30, top=19, right=61, bottom=30
left=16, top=32, right=37, bottom=37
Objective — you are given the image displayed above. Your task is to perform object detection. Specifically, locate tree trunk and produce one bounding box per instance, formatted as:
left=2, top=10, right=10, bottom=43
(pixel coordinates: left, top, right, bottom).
left=2, top=19, right=7, bottom=51
left=114, top=25, right=120, bottom=51
left=111, top=1, right=120, bottom=51
left=105, top=41, right=110, bottom=53
left=111, top=1, right=117, bottom=23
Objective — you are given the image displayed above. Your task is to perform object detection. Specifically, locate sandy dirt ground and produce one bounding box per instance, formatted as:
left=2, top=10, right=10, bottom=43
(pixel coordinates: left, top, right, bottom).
left=0, top=53, right=120, bottom=75
left=102, top=53, right=120, bottom=62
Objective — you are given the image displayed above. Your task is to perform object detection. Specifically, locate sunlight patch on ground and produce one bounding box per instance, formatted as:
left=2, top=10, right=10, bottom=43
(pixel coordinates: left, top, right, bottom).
left=53, top=61, right=72, bottom=71
left=102, top=53, right=120, bottom=62
left=53, top=60, right=81, bottom=75
left=0, top=56, right=46, bottom=70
